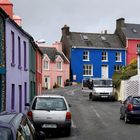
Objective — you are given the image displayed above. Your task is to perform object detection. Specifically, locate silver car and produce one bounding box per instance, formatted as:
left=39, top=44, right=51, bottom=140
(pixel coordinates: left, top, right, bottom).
left=26, top=94, right=72, bottom=136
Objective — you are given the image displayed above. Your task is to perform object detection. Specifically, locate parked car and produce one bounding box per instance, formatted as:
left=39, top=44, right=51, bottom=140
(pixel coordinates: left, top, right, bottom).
left=0, top=112, right=45, bottom=140
left=26, top=94, right=72, bottom=136
left=120, top=95, right=140, bottom=123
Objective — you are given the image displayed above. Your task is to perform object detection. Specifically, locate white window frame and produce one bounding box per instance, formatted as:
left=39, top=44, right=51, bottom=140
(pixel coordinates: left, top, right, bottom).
left=115, top=52, right=122, bottom=62
left=83, top=51, right=89, bottom=61
left=114, top=65, right=122, bottom=72
left=83, top=64, right=93, bottom=76
left=57, top=76, right=62, bottom=87
left=102, top=52, right=108, bottom=61
left=57, top=61, right=62, bottom=70
left=44, top=60, right=49, bottom=70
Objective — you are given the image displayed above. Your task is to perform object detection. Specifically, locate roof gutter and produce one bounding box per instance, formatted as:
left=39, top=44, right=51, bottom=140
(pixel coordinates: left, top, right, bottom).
left=72, top=46, right=126, bottom=50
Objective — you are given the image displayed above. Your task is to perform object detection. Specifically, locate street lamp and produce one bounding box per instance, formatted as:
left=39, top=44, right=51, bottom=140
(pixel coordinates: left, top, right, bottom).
left=137, top=44, right=140, bottom=75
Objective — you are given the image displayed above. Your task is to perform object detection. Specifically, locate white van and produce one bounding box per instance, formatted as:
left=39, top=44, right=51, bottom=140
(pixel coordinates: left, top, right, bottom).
left=89, top=78, right=115, bottom=100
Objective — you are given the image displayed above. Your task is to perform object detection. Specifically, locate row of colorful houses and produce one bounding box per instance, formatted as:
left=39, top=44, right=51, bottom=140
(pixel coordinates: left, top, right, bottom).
left=0, top=0, right=70, bottom=113
left=0, top=0, right=43, bottom=113
left=60, top=18, right=140, bottom=83
left=1, top=0, right=140, bottom=113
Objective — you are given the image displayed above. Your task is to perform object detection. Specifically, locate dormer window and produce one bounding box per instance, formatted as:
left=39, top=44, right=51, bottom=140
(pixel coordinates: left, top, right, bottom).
left=44, top=60, right=49, bottom=70
left=57, top=61, right=62, bottom=70
left=101, top=36, right=106, bottom=41
left=132, top=28, right=137, bottom=33
left=83, top=35, right=89, bottom=40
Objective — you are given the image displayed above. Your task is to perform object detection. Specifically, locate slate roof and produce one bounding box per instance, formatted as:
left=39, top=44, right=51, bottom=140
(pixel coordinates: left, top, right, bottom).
left=68, top=32, right=124, bottom=49
left=121, top=23, right=140, bottom=39
left=39, top=47, right=69, bottom=63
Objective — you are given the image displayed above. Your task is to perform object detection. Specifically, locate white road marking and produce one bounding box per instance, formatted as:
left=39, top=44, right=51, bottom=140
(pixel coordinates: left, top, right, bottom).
left=71, top=120, right=77, bottom=128
left=91, top=106, right=108, bottom=126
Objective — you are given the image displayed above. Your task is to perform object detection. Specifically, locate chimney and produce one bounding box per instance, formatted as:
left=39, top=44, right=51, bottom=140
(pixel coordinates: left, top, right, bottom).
left=116, top=18, right=125, bottom=29
left=61, top=24, right=70, bottom=36
left=104, top=30, right=107, bottom=34
left=53, top=41, right=62, bottom=52
left=13, top=15, right=22, bottom=26
left=0, top=0, right=13, bottom=18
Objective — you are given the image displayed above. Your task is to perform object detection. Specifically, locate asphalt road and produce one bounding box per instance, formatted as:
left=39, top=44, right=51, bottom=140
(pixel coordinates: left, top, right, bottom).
left=44, top=85, right=140, bottom=140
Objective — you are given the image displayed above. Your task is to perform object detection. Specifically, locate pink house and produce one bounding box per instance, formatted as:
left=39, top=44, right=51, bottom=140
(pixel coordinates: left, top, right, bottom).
left=115, top=18, right=140, bottom=64
left=39, top=42, right=70, bottom=89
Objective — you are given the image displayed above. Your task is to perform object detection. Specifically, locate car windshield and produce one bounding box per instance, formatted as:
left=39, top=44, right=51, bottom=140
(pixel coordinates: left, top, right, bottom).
left=93, top=80, right=112, bottom=87
left=0, top=127, right=12, bottom=140
left=133, top=97, right=140, bottom=105
left=32, top=97, right=67, bottom=111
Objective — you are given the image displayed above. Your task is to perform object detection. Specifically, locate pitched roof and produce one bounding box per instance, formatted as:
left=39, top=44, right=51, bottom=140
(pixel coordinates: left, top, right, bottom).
left=67, top=32, right=124, bottom=49
left=39, top=47, right=69, bottom=63
left=121, top=23, right=140, bottom=39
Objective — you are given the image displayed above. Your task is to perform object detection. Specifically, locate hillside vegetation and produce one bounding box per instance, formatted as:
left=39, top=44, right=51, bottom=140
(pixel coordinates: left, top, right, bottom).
left=112, top=59, right=137, bottom=87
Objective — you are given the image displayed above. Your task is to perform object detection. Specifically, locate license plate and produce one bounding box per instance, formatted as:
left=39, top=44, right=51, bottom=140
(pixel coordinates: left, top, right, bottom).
left=42, top=124, right=57, bottom=128
left=101, top=96, right=108, bottom=98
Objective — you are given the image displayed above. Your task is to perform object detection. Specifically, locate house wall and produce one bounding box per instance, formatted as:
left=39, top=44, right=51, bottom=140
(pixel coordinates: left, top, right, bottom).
left=0, top=14, right=6, bottom=112
left=43, top=61, right=69, bottom=89
left=29, top=42, right=36, bottom=101
left=71, top=48, right=125, bottom=83
left=6, top=20, right=29, bottom=113
left=36, top=50, right=42, bottom=95
left=127, top=39, right=140, bottom=64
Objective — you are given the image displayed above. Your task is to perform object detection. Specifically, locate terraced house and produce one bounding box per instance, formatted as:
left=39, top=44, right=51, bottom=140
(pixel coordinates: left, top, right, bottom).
left=115, top=18, right=140, bottom=64
left=0, top=0, right=43, bottom=113
left=39, top=42, right=70, bottom=89
left=0, top=8, right=8, bottom=112
left=61, top=25, right=126, bottom=82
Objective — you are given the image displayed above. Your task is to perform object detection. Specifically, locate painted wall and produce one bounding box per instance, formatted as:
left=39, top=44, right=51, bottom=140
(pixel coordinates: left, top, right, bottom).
left=6, top=20, right=29, bottom=113
left=127, top=39, right=140, bottom=64
left=71, top=48, right=126, bottom=83
left=36, top=49, right=42, bottom=95
left=42, top=59, right=70, bottom=89
left=29, top=42, right=36, bottom=102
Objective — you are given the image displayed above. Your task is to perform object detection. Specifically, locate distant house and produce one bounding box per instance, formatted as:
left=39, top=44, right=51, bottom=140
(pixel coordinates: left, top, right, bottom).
left=61, top=25, right=126, bottom=82
left=39, top=42, right=70, bottom=89
left=29, top=39, right=37, bottom=102
left=115, top=18, right=140, bottom=65
left=36, top=46, right=43, bottom=95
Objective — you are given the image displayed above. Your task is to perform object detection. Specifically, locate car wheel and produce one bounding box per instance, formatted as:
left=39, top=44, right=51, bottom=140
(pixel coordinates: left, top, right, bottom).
left=124, top=114, right=129, bottom=123
left=65, top=126, right=71, bottom=136
left=120, top=113, right=124, bottom=120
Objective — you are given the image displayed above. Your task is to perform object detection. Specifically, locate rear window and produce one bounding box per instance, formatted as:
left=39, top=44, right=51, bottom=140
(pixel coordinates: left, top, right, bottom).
left=32, top=97, right=67, bottom=111
left=0, top=127, right=12, bottom=140
left=133, top=97, right=140, bottom=105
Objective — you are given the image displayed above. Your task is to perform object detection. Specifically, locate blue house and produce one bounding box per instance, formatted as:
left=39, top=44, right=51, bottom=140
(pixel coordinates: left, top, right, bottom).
left=61, top=25, right=126, bottom=83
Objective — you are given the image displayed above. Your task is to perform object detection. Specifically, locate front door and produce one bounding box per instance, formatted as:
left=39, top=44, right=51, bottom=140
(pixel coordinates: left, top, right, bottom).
left=45, top=76, right=50, bottom=89
left=101, top=65, right=108, bottom=78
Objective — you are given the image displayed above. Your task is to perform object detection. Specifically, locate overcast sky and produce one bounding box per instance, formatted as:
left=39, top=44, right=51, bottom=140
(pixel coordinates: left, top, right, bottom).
left=10, top=0, right=140, bottom=45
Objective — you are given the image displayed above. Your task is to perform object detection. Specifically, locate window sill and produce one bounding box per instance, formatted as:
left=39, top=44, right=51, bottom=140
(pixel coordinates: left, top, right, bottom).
left=83, top=75, right=93, bottom=76
left=18, top=65, right=22, bottom=69
left=115, top=60, right=122, bottom=62
left=83, top=60, right=90, bottom=61
left=11, top=63, right=16, bottom=67
left=24, top=68, right=28, bottom=71
left=102, top=60, right=108, bottom=62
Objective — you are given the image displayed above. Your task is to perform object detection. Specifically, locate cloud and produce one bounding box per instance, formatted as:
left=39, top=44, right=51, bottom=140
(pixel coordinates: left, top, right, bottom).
left=10, top=0, right=140, bottom=44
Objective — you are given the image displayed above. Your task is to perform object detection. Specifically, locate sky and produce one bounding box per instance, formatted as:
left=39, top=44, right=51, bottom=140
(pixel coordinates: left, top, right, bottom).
left=10, top=0, right=140, bottom=45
